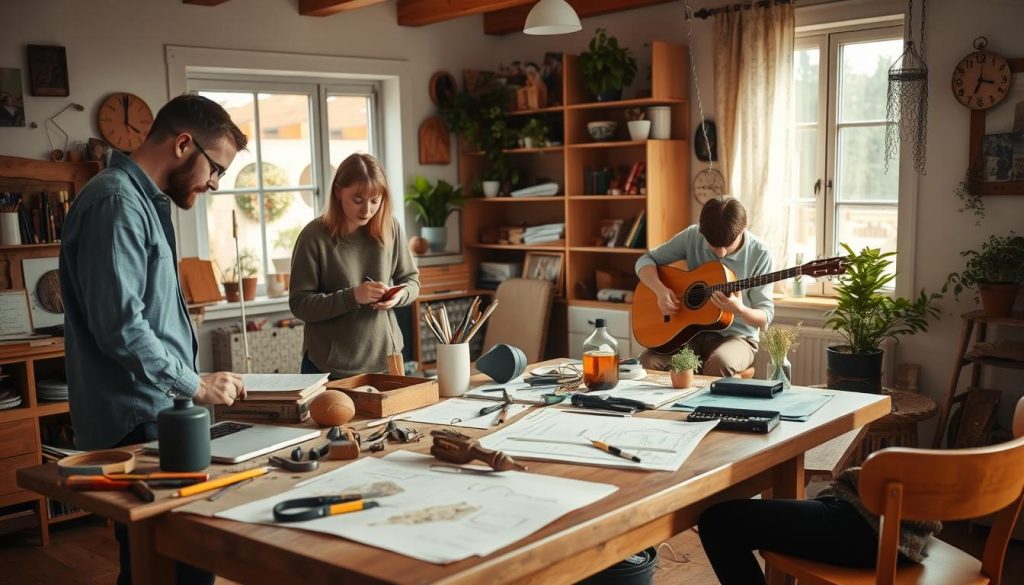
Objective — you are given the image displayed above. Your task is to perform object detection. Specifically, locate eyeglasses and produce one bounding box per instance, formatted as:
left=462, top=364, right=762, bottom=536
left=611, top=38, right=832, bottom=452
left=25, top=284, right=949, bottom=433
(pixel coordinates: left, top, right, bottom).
left=182, top=133, right=227, bottom=180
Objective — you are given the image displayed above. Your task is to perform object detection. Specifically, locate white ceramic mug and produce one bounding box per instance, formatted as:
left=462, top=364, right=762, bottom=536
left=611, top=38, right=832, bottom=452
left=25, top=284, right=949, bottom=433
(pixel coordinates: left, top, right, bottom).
left=436, top=343, right=471, bottom=397
left=647, top=107, right=672, bottom=139
left=0, top=212, right=21, bottom=246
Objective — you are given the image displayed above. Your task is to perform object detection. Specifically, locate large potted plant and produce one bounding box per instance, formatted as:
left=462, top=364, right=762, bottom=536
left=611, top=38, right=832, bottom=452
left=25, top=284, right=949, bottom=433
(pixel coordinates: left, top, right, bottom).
left=825, top=244, right=942, bottom=393
left=405, top=176, right=465, bottom=252
left=944, top=233, right=1024, bottom=317
left=579, top=28, right=638, bottom=102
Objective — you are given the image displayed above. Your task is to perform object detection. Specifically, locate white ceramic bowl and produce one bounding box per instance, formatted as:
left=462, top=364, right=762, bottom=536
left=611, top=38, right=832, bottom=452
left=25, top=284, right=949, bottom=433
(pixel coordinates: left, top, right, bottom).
left=587, top=121, right=618, bottom=141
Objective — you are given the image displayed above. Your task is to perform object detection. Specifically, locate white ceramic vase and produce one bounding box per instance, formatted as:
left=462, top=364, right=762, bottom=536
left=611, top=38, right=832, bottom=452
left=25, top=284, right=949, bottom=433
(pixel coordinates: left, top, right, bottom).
left=647, top=106, right=672, bottom=139
left=436, top=343, right=471, bottom=397
left=627, top=120, right=652, bottom=141
left=482, top=181, right=501, bottom=197
left=421, top=226, right=447, bottom=252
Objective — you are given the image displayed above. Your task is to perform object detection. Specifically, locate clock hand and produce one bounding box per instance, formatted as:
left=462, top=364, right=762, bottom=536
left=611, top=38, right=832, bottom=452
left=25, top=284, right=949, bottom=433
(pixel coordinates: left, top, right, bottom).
left=122, top=95, right=129, bottom=125
left=973, top=77, right=983, bottom=96
left=127, top=122, right=142, bottom=133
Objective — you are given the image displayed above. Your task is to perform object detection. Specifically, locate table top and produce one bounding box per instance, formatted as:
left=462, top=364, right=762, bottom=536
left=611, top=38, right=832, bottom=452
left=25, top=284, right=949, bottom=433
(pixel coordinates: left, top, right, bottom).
left=18, top=363, right=890, bottom=584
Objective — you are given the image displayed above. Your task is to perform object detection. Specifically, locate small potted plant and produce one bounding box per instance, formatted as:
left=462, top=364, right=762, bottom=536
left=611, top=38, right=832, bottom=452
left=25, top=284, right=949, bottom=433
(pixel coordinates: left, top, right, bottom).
left=761, top=322, right=801, bottom=389
left=519, top=118, right=549, bottom=149
left=945, top=232, right=1024, bottom=317
left=668, top=347, right=702, bottom=389
left=578, top=28, right=638, bottom=102
left=405, top=176, right=465, bottom=251
left=625, top=107, right=650, bottom=141
left=238, top=250, right=259, bottom=301
left=825, top=244, right=942, bottom=393
left=220, top=265, right=241, bottom=303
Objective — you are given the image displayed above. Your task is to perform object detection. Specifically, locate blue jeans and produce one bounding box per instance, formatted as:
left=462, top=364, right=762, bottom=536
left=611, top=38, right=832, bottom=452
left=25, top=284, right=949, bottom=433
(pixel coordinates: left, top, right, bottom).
left=113, top=422, right=214, bottom=585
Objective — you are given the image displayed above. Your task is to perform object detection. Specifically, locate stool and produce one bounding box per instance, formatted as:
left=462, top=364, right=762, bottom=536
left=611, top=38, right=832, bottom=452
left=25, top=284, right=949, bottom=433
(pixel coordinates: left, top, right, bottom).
left=853, top=388, right=937, bottom=464
left=737, top=367, right=755, bottom=379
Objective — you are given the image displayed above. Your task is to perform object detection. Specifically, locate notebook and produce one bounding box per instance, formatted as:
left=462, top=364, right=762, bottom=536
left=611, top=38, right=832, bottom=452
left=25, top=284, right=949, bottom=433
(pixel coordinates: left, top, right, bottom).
left=143, top=421, right=320, bottom=464
left=241, top=373, right=329, bottom=400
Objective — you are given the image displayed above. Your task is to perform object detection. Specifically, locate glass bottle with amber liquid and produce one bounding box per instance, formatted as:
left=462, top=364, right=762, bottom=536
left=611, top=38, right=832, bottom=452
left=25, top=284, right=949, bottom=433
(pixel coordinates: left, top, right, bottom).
left=582, top=319, right=619, bottom=391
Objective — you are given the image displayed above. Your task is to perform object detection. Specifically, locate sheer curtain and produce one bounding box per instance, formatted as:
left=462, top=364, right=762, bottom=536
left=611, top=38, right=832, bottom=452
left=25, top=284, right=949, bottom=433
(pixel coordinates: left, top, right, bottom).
left=713, top=2, right=795, bottom=270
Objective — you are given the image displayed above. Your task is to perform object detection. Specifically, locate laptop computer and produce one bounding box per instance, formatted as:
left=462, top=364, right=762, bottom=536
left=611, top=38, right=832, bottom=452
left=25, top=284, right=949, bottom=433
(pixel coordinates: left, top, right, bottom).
left=143, top=421, right=320, bottom=464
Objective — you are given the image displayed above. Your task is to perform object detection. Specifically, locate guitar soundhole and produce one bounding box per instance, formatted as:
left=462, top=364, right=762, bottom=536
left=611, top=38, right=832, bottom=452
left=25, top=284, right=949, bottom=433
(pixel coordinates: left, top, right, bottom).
left=683, top=282, right=707, bottom=310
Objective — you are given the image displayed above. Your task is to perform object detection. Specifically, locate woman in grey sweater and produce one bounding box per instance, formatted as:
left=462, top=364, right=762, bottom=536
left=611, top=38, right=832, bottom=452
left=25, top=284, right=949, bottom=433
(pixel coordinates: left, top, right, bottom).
left=289, top=153, right=420, bottom=378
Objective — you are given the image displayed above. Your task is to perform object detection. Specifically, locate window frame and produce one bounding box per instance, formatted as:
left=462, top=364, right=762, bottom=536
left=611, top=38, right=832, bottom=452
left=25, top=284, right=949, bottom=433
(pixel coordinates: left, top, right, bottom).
left=795, top=21, right=917, bottom=296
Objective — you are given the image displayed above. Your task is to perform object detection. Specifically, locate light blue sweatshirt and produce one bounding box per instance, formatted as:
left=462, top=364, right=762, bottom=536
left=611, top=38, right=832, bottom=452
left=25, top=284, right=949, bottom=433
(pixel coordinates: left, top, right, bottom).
left=635, top=225, right=775, bottom=342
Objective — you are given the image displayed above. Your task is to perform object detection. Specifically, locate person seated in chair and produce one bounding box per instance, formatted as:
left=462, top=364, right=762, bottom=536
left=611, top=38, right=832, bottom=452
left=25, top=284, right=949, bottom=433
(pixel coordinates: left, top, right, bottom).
left=634, top=196, right=774, bottom=376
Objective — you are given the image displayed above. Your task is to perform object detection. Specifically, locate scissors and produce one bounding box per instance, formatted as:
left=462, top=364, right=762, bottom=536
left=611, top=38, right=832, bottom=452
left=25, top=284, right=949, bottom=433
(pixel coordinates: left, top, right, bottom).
left=272, top=493, right=384, bottom=522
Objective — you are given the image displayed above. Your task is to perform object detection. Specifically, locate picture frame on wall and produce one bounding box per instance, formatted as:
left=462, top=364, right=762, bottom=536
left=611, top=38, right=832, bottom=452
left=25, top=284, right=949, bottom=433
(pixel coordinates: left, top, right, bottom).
left=523, top=251, right=564, bottom=296
left=26, top=44, right=70, bottom=97
left=0, top=68, right=26, bottom=127
left=969, top=56, right=1024, bottom=195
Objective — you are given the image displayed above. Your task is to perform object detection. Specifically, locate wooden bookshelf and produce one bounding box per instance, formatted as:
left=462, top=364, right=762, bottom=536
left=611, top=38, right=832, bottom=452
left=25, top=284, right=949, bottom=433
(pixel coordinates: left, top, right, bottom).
left=458, top=41, right=691, bottom=359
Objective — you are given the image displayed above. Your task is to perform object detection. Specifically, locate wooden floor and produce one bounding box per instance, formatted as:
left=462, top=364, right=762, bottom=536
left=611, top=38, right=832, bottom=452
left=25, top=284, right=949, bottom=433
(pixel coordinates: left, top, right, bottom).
left=0, top=515, right=1022, bottom=584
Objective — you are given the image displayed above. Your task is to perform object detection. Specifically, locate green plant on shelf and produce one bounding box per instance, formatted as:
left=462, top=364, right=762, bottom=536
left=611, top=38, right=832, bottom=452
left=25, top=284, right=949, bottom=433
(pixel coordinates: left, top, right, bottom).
left=519, top=118, right=549, bottom=147
left=944, top=233, right=1024, bottom=301
left=405, top=176, right=465, bottom=228
left=220, top=249, right=259, bottom=283
left=579, top=28, right=638, bottom=100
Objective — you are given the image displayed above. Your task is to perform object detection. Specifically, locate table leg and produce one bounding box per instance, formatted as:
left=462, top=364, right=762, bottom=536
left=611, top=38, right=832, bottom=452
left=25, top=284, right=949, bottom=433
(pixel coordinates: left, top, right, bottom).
left=129, top=519, right=175, bottom=585
left=765, top=454, right=804, bottom=585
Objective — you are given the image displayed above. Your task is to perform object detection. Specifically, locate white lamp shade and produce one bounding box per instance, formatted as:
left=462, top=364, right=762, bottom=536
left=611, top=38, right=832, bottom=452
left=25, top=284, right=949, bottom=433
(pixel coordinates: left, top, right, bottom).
left=524, top=0, right=582, bottom=35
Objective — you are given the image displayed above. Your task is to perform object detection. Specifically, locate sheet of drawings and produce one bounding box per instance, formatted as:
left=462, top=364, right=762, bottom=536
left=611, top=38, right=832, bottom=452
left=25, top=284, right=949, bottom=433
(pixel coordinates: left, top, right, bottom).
left=402, top=398, right=532, bottom=429
left=479, top=408, right=719, bottom=472
left=589, top=379, right=702, bottom=409
left=463, top=377, right=557, bottom=404
left=213, top=451, right=618, bottom=564
left=668, top=388, right=836, bottom=421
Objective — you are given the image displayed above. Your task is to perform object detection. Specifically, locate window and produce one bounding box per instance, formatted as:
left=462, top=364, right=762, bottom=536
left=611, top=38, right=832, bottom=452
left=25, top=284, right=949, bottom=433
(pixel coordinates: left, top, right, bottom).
left=788, top=25, right=903, bottom=272
left=190, top=79, right=379, bottom=289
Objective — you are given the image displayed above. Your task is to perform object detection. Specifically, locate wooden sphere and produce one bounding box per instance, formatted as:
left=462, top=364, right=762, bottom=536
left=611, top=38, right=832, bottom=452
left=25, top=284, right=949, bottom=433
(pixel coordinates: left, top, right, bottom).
left=409, top=236, right=430, bottom=255
left=309, top=390, right=355, bottom=427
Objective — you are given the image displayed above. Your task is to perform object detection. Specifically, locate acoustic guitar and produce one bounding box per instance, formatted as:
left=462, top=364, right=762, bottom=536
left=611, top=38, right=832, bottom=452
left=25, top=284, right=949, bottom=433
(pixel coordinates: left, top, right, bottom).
left=631, top=257, right=847, bottom=354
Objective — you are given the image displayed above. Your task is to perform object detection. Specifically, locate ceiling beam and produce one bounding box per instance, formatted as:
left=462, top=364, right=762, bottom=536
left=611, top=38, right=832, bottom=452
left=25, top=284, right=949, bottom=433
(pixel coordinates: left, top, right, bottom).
left=483, top=0, right=678, bottom=35
left=299, top=0, right=389, bottom=17
left=181, top=0, right=232, bottom=5
left=397, top=0, right=534, bottom=27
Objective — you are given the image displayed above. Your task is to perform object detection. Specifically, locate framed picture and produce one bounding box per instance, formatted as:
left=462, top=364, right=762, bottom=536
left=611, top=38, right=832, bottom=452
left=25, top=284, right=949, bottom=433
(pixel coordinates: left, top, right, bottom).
left=523, top=251, right=564, bottom=295
left=969, top=57, right=1024, bottom=195
left=0, top=68, right=25, bottom=127
left=27, top=44, right=70, bottom=97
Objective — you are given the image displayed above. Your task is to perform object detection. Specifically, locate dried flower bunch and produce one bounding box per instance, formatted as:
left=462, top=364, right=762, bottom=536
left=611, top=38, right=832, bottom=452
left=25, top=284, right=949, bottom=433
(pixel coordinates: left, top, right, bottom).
left=761, top=322, right=802, bottom=364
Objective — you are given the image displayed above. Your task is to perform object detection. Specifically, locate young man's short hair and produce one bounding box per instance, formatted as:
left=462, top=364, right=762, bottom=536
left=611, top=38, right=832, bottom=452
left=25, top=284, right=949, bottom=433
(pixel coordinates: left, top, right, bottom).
left=699, top=196, right=747, bottom=247
left=148, top=94, right=247, bottom=151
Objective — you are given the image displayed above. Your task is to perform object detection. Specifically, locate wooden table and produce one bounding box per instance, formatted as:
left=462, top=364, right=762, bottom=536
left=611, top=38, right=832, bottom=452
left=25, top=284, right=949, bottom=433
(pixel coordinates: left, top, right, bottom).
left=18, top=365, right=890, bottom=585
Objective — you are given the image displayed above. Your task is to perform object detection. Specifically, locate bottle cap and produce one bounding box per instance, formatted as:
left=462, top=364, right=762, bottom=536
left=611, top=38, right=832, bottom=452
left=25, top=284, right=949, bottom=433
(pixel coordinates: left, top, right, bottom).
left=595, top=318, right=606, bottom=328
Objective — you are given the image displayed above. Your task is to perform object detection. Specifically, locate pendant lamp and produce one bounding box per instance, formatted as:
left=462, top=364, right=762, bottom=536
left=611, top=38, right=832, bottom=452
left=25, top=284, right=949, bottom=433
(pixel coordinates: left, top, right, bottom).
left=523, top=0, right=581, bottom=35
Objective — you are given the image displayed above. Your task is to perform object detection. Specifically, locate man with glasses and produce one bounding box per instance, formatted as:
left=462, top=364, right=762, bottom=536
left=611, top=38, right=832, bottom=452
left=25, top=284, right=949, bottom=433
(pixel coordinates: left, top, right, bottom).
left=60, top=94, right=248, bottom=585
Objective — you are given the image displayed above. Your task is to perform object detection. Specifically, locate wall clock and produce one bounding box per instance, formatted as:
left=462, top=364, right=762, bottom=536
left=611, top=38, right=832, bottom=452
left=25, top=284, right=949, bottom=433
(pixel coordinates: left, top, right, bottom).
left=98, top=92, right=153, bottom=151
left=951, top=37, right=1013, bottom=110
left=694, top=168, right=726, bottom=205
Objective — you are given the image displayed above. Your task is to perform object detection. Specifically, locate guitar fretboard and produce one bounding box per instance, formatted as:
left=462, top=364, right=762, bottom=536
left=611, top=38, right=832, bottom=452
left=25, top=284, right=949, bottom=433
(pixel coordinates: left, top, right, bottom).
left=708, top=266, right=801, bottom=296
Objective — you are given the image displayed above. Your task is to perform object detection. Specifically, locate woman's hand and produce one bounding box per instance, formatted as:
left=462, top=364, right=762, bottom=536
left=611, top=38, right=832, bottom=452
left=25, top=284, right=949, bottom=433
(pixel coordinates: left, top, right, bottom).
left=354, top=281, right=388, bottom=305
left=372, top=294, right=403, bottom=311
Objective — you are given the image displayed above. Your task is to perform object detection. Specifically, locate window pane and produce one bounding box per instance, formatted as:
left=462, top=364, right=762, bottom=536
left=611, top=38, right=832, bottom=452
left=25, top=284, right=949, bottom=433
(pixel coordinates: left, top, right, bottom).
left=788, top=203, right=818, bottom=262
left=837, top=125, right=899, bottom=201
left=266, top=191, right=317, bottom=270
left=795, top=47, right=820, bottom=124
left=257, top=93, right=313, bottom=187
left=199, top=92, right=255, bottom=187
left=206, top=193, right=265, bottom=285
left=795, top=126, right=819, bottom=199
left=327, top=95, right=372, bottom=169
left=839, top=39, right=903, bottom=122
left=834, top=204, right=898, bottom=269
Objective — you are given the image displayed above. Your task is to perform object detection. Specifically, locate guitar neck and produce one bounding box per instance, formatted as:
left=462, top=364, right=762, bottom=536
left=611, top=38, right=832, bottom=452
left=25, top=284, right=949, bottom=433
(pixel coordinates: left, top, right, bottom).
left=709, top=266, right=801, bottom=295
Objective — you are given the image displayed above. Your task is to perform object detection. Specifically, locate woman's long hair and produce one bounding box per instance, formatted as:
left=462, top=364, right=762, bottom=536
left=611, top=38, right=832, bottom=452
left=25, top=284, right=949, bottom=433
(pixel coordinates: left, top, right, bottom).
left=322, top=153, right=392, bottom=246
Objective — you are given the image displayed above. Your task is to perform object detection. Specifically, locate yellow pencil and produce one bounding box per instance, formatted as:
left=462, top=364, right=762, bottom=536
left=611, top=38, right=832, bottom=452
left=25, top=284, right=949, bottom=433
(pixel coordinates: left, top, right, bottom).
left=171, top=467, right=270, bottom=498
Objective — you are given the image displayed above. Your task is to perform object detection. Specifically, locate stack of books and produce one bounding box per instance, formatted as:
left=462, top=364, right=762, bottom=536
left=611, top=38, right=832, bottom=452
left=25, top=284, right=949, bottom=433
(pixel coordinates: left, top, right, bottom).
left=214, top=373, right=328, bottom=423
left=522, top=223, right=565, bottom=245
left=477, top=261, right=523, bottom=289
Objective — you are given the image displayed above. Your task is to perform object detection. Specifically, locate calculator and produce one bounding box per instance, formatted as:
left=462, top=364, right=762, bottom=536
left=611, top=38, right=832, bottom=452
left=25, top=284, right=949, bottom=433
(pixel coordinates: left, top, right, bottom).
left=687, top=406, right=781, bottom=433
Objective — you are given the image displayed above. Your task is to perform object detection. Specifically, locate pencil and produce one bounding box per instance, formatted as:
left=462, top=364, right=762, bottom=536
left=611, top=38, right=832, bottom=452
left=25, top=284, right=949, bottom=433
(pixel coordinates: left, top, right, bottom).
left=586, top=437, right=641, bottom=463
left=464, top=299, right=500, bottom=343
left=171, top=467, right=270, bottom=498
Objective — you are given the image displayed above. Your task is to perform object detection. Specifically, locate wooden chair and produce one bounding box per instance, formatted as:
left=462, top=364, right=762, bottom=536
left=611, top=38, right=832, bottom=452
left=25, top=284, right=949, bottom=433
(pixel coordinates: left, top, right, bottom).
left=763, top=412, right=1024, bottom=585
left=481, top=278, right=554, bottom=364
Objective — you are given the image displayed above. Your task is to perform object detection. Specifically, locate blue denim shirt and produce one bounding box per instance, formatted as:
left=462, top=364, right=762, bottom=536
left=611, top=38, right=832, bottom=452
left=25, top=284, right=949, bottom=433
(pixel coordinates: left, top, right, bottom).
left=60, top=151, right=199, bottom=449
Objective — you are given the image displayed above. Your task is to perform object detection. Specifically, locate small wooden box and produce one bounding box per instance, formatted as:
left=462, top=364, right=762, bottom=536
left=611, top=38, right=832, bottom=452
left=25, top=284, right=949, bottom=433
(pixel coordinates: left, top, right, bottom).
left=326, top=374, right=437, bottom=418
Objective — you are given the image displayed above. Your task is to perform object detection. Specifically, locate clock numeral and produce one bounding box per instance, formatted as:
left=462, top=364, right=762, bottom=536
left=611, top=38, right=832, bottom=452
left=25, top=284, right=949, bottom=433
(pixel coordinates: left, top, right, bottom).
left=955, top=78, right=963, bottom=87
left=979, top=54, right=987, bottom=63
left=1001, top=63, right=1008, bottom=71
left=957, top=67, right=965, bottom=75
left=958, top=88, right=965, bottom=96
left=1002, top=75, right=1008, bottom=83
left=999, top=86, right=1006, bottom=93
left=976, top=97, right=984, bottom=107
left=989, top=95, right=995, bottom=104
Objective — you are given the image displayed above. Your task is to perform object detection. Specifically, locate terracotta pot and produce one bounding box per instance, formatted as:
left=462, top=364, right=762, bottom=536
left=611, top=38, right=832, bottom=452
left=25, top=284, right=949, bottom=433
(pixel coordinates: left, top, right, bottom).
left=670, top=369, right=694, bottom=389
left=223, top=282, right=240, bottom=303
left=978, top=283, right=1019, bottom=318
left=241, top=277, right=258, bottom=301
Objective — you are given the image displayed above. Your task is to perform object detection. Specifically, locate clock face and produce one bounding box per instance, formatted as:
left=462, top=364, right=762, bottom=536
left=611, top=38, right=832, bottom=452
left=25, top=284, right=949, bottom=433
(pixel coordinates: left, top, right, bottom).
left=694, top=168, right=726, bottom=204
left=98, top=92, right=153, bottom=151
left=951, top=51, right=1013, bottom=110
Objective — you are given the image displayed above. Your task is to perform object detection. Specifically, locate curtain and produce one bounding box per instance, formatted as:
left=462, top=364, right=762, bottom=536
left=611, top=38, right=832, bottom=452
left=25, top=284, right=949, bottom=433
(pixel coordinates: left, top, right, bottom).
left=713, top=2, right=795, bottom=271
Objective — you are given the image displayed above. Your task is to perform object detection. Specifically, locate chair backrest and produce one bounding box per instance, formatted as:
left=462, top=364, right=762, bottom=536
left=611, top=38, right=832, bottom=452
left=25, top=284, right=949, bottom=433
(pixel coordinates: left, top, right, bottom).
left=859, top=434, right=1024, bottom=584
left=481, top=278, right=554, bottom=364
left=1014, top=396, right=1024, bottom=439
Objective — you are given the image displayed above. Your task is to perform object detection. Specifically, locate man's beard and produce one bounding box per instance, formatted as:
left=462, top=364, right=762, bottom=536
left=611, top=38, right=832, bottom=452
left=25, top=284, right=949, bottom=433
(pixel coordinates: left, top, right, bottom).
left=166, top=151, right=202, bottom=209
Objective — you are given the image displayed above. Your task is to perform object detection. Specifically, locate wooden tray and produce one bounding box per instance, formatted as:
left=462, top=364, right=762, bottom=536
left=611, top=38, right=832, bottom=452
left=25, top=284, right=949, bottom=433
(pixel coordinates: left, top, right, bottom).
left=326, top=374, right=437, bottom=418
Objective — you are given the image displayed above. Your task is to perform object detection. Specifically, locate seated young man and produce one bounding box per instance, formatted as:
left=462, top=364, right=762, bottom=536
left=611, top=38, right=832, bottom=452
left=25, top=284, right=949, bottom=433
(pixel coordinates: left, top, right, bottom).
left=634, top=196, right=774, bottom=376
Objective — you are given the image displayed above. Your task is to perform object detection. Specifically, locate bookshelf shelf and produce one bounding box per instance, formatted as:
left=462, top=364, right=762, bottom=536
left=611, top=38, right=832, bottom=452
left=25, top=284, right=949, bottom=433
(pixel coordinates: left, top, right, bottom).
left=570, top=247, right=646, bottom=254
left=508, top=105, right=565, bottom=117
left=464, top=146, right=564, bottom=155
left=0, top=243, right=61, bottom=251
left=467, top=196, right=564, bottom=203
left=568, top=140, right=647, bottom=150
left=568, top=195, right=646, bottom=201
left=567, top=97, right=687, bottom=111
left=467, top=243, right=566, bottom=251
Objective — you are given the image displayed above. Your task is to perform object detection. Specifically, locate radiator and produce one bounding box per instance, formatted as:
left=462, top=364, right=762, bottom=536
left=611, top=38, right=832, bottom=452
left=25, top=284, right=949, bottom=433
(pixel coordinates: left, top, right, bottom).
left=753, top=325, right=894, bottom=387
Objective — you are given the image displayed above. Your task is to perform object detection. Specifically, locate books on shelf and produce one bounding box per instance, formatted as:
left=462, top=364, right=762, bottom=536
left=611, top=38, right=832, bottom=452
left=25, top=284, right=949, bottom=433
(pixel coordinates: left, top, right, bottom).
left=522, top=223, right=565, bottom=245
left=622, top=161, right=645, bottom=195
left=478, top=261, right=523, bottom=288
left=510, top=182, right=559, bottom=197
left=623, top=211, right=647, bottom=248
